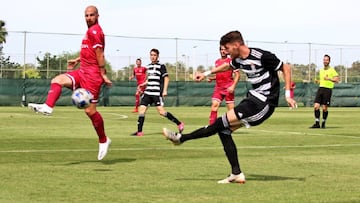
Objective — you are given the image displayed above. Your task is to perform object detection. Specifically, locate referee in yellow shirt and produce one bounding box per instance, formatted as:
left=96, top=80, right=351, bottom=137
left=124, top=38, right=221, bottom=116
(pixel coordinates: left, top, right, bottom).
left=310, top=54, right=339, bottom=128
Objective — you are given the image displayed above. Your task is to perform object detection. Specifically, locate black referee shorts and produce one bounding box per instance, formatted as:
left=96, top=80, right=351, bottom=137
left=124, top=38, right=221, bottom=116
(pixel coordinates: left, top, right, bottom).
left=314, top=87, right=332, bottom=106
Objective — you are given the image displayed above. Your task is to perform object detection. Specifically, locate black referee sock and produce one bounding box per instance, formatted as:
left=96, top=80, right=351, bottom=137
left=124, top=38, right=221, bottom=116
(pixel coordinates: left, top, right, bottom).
left=164, top=112, right=181, bottom=125
left=323, top=111, right=328, bottom=120
left=180, top=117, right=227, bottom=143
left=314, top=109, right=320, bottom=120
left=219, top=130, right=241, bottom=175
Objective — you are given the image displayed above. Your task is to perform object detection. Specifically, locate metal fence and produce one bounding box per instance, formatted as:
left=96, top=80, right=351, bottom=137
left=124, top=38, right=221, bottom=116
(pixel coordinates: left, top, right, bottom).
left=2, top=31, right=360, bottom=81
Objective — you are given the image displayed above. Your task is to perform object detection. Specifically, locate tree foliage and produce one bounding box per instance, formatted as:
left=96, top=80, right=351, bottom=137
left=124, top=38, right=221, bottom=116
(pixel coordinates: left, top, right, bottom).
left=0, top=55, right=21, bottom=78
left=0, top=20, right=8, bottom=54
left=0, top=20, right=7, bottom=44
left=36, top=52, right=73, bottom=79
left=24, top=65, right=41, bottom=79
left=346, top=61, right=360, bottom=82
left=35, top=51, right=113, bottom=79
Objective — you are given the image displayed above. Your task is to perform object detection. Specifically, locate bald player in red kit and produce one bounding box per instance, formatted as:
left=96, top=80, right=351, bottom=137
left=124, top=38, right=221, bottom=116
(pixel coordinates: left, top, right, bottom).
left=28, top=5, right=112, bottom=161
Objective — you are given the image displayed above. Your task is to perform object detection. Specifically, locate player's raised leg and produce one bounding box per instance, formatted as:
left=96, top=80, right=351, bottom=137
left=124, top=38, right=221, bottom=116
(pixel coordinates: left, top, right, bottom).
left=28, top=74, right=72, bottom=115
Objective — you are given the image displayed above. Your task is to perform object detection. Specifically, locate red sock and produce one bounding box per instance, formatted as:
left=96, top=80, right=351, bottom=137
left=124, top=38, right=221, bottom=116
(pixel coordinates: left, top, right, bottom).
left=88, top=112, right=107, bottom=143
left=209, top=111, right=217, bottom=125
left=45, top=83, right=62, bottom=108
left=135, top=94, right=140, bottom=108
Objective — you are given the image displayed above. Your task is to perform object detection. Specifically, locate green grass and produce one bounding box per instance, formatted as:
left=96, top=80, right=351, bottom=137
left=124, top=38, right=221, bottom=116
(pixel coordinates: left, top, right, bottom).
left=0, top=106, right=359, bottom=203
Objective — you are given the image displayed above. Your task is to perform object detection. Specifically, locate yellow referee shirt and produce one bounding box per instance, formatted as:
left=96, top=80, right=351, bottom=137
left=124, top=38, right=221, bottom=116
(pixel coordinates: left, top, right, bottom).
left=318, top=67, right=338, bottom=89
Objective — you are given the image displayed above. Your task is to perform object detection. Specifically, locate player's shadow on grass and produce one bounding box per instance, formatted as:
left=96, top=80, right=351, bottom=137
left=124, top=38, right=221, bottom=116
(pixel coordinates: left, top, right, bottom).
left=246, top=174, right=305, bottom=182
left=176, top=173, right=305, bottom=182
left=64, top=158, right=136, bottom=166
left=139, top=131, right=251, bottom=137
left=130, top=132, right=162, bottom=136
left=320, top=126, right=341, bottom=129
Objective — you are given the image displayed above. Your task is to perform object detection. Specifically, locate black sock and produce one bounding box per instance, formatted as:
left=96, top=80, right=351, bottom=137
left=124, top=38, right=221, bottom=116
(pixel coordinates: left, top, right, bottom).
left=218, top=130, right=241, bottom=175
left=314, top=109, right=320, bottom=123
left=180, top=116, right=228, bottom=143
left=323, top=111, right=328, bottom=121
left=137, top=114, right=145, bottom=132
left=164, top=112, right=181, bottom=125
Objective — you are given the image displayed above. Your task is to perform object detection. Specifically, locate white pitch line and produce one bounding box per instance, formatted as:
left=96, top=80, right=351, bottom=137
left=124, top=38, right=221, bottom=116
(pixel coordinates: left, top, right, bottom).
left=104, top=112, right=128, bottom=119
left=252, top=129, right=360, bottom=139
left=1, top=143, right=360, bottom=153
left=14, top=112, right=129, bottom=120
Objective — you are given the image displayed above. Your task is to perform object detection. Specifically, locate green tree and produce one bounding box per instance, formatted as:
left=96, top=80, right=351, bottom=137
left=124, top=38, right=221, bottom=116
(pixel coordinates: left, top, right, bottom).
left=36, top=51, right=113, bottom=79
left=347, top=61, right=360, bottom=82
left=117, top=65, right=133, bottom=81
left=173, top=61, right=186, bottom=81
left=196, top=65, right=205, bottom=73
left=0, top=20, right=8, bottom=76
left=36, top=52, right=69, bottom=79
left=24, top=67, right=41, bottom=79
left=292, top=63, right=317, bottom=82
left=0, top=55, right=21, bottom=78
left=0, top=20, right=7, bottom=45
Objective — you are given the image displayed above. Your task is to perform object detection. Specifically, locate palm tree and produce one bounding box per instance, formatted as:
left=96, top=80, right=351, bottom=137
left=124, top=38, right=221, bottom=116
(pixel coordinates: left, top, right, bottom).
left=0, top=20, right=8, bottom=49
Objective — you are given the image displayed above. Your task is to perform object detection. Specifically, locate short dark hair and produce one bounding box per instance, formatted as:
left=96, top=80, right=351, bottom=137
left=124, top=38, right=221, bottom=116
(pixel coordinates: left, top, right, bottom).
left=136, top=58, right=141, bottom=62
left=150, top=48, right=159, bottom=55
left=324, top=54, right=331, bottom=61
left=220, top=31, right=244, bottom=46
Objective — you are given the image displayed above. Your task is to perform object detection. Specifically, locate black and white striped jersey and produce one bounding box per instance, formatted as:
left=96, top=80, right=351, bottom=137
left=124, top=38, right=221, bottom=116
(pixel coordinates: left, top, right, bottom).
left=144, top=62, right=168, bottom=96
left=230, top=48, right=283, bottom=106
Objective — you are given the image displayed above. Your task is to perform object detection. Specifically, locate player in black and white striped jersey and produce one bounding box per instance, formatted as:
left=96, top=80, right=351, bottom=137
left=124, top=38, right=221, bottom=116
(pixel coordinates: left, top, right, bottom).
left=132, top=48, right=184, bottom=136
left=163, top=31, right=297, bottom=184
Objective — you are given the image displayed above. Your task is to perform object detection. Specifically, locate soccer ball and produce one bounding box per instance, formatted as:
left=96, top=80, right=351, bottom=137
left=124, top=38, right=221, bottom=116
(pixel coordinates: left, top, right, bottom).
left=71, top=88, right=93, bottom=109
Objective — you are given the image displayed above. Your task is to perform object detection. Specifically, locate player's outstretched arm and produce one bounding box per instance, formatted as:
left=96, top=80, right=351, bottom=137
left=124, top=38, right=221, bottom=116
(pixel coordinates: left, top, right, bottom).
left=162, top=76, right=169, bottom=97
left=282, top=63, right=297, bottom=108
left=228, top=70, right=240, bottom=93
left=67, top=57, right=80, bottom=70
left=194, top=63, right=231, bottom=82
left=100, top=68, right=112, bottom=87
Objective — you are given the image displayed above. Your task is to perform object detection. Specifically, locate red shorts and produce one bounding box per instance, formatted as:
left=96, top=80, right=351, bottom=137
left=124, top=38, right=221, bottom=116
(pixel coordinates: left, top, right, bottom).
left=137, top=85, right=146, bottom=93
left=65, top=69, right=104, bottom=102
left=211, top=89, right=235, bottom=104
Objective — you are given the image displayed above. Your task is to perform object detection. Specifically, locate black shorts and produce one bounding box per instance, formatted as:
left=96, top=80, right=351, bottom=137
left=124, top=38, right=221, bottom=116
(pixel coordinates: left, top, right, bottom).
left=233, top=95, right=275, bottom=127
left=314, top=87, right=332, bottom=106
left=140, top=94, right=164, bottom=107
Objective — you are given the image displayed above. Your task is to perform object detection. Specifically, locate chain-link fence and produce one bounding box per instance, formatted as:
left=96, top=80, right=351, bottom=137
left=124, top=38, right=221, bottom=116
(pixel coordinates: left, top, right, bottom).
left=2, top=31, right=360, bottom=82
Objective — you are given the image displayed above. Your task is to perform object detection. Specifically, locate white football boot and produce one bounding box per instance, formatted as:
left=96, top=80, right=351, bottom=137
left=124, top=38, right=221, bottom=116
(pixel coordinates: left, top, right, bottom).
left=217, top=173, right=246, bottom=184
left=162, top=128, right=182, bottom=145
left=98, top=137, right=111, bottom=160
left=28, top=103, right=53, bottom=116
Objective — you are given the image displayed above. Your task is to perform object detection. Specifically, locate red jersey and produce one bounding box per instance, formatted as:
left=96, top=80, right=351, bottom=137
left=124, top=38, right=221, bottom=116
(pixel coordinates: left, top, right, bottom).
left=79, top=23, right=105, bottom=74
left=70, top=23, right=105, bottom=101
left=214, top=57, right=237, bottom=90
left=133, top=66, right=147, bottom=85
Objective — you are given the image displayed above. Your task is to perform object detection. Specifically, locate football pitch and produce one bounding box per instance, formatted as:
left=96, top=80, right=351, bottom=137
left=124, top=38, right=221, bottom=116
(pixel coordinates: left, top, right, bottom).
left=0, top=106, right=359, bottom=203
